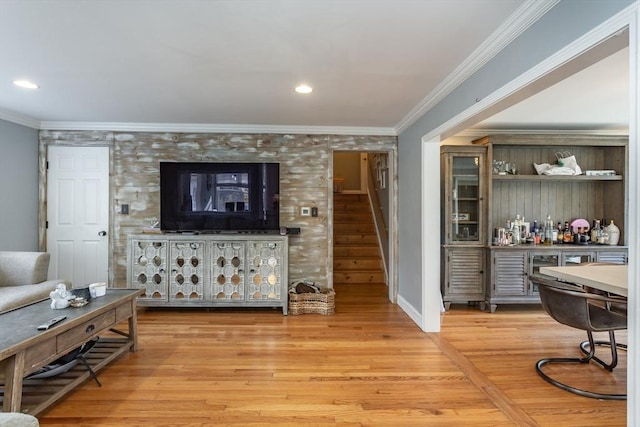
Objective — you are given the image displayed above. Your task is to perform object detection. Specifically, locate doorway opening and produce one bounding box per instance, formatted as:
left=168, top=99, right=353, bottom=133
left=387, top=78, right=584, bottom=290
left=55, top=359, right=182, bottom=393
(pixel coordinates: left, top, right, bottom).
left=332, top=150, right=396, bottom=304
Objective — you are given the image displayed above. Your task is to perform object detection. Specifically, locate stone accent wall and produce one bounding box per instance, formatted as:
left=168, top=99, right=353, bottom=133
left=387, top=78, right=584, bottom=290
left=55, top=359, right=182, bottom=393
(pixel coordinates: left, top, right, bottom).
left=39, top=130, right=396, bottom=289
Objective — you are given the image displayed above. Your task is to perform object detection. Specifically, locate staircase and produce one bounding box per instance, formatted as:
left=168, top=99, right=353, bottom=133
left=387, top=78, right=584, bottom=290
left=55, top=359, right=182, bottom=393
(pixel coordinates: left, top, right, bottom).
left=333, top=193, right=385, bottom=285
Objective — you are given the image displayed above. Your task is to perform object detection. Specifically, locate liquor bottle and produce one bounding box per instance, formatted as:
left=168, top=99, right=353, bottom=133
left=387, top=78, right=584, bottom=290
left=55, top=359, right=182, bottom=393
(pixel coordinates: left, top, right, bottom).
left=532, top=220, right=540, bottom=244
left=591, top=219, right=601, bottom=244
left=600, top=219, right=609, bottom=244
left=563, top=221, right=572, bottom=243
left=556, top=222, right=563, bottom=244
left=544, top=214, right=553, bottom=245
left=513, top=215, right=521, bottom=245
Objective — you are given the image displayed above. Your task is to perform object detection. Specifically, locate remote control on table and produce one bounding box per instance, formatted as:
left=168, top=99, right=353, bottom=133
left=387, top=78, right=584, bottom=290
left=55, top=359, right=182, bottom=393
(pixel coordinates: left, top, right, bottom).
left=37, top=315, right=67, bottom=330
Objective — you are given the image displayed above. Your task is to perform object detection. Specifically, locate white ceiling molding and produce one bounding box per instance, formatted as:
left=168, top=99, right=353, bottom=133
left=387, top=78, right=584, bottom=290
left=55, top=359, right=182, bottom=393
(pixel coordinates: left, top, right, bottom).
left=420, top=2, right=637, bottom=146
left=0, top=109, right=40, bottom=129
left=456, top=128, right=630, bottom=137
left=38, top=121, right=398, bottom=136
left=394, top=0, right=560, bottom=134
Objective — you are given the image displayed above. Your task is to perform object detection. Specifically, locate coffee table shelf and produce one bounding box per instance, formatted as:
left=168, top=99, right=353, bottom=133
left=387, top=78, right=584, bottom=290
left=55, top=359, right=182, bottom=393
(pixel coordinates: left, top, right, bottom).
left=0, top=289, right=142, bottom=415
left=2, top=337, right=130, bottom=415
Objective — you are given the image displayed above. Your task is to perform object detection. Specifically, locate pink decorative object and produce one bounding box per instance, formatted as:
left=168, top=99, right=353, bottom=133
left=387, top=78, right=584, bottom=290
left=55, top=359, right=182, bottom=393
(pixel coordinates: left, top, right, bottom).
left=570, top=218, right=590, bottom=233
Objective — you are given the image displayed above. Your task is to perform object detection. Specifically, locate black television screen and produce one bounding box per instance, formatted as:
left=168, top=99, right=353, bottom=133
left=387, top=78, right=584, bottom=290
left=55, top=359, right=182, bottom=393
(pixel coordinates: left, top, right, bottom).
left=160, top=162, right=280, bottom=232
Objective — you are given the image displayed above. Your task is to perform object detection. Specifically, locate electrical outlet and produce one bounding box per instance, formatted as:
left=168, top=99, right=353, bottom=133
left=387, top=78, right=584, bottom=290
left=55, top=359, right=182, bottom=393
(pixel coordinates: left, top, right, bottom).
left=311, top=207, right=318, bottom=217
left=121, top=204, right=129, bottom=214
left=300, top=207, right=310, bottom=216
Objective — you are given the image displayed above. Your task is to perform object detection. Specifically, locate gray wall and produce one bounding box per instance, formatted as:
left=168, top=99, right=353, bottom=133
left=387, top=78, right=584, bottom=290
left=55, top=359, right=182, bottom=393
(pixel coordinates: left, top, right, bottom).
left=397, top=0, right=635, bottom=317
left=0, top=119, right=39, bottom=250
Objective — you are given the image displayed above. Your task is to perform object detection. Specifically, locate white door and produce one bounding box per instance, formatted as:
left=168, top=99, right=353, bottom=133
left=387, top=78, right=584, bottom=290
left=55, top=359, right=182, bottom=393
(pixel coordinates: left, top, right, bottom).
left=47, top=146, right=109, bottom=287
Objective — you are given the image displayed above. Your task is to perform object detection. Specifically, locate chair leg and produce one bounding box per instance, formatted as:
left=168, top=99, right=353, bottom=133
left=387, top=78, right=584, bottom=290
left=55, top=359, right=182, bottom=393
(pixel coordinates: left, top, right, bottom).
left=536, top=331, right=626, bottom=400
left=579, top=330, right=627, bottom=372
left=536, top=358, right=626, bottom=400
left=77, top=354, right=102, bottom=387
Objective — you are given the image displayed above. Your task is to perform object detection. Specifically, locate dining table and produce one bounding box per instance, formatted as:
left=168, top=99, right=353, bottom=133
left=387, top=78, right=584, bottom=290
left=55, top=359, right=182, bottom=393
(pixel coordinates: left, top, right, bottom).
left=539, top=264, right=628, bottom=297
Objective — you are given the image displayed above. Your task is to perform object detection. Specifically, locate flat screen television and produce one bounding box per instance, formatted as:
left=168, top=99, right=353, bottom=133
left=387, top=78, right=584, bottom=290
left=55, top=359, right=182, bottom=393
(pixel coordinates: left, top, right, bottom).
left=160, top=162, right=280, bottom=232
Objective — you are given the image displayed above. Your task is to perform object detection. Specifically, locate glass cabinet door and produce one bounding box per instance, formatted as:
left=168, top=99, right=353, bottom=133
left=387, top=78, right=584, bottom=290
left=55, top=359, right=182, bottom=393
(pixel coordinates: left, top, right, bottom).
left=562, top=252, right=594, bottom=266
left=450, top=155, right=481, bottom=243
left=529, top=252, right=559, bottom=294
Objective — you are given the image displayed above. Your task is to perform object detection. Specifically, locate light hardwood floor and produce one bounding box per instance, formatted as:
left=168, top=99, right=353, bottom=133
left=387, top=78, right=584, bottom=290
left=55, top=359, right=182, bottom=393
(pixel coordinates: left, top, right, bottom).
left=38, top=283, right=626, bottom=426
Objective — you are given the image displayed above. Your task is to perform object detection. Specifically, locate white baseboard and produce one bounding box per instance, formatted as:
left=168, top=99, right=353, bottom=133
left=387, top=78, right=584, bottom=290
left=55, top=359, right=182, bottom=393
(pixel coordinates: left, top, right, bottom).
left=397, top=294, right=423, bottom=330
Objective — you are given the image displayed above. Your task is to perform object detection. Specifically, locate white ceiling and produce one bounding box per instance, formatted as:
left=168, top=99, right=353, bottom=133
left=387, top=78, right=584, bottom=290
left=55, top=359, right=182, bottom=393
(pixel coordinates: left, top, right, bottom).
left=0, top=0, right=629, bottom=135
left=473, top=47, right=629, bottom=133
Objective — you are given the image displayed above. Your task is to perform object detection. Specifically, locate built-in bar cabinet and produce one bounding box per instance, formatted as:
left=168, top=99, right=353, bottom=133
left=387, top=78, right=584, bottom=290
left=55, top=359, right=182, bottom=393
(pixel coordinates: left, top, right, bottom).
left=475, top=134, right=628, bottom=312
left=441, top=134, right=628, bottom=312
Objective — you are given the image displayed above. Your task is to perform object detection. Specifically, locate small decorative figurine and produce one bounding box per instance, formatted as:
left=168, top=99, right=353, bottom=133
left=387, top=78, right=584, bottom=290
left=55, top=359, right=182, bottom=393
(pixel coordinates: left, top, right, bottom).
left=50, top=283, right=71, bottom=309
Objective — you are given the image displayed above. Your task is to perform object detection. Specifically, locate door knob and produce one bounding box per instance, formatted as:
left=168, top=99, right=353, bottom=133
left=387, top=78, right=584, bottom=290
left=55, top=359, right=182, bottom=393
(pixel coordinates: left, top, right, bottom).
left=98, top=231, right=107, bottom=236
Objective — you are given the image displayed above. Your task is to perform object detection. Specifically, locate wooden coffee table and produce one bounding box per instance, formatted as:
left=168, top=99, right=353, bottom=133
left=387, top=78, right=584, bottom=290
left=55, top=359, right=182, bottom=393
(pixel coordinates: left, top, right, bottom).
left=0, top=288, right=143, bottom=415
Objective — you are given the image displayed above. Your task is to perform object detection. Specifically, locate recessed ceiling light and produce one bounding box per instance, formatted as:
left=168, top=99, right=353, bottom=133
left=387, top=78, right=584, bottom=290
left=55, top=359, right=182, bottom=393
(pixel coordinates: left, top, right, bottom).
left=295, top=84, right=313, bottom=94
left=13, top=80, right=39, bottom=89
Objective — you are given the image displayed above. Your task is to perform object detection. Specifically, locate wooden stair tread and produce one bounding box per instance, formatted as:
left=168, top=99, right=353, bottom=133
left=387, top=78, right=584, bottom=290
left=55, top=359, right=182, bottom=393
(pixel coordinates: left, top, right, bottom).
left=333, top=193, right=385, bottom=285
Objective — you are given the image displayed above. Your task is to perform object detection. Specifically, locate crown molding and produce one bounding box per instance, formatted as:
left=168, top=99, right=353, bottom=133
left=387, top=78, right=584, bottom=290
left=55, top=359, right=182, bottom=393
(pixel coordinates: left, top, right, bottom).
left=37, top=121, right=397, bottom=136
left=420, top=2, right=637, bottom=145
left=394, top=0, right=560, bottom=134
left=0, top=109, right=41, bottom=129
left=456, top=128, right=630, bottom=137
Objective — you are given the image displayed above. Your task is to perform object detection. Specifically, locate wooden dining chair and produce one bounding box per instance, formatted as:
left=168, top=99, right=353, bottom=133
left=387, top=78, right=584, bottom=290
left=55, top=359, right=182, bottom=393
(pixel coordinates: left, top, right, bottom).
left=530, top=274, right=627, bottom=400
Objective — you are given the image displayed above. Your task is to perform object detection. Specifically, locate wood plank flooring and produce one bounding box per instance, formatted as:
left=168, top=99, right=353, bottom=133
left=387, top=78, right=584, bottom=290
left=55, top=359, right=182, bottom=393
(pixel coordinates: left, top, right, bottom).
left=37, top=284, right=626, bottom=426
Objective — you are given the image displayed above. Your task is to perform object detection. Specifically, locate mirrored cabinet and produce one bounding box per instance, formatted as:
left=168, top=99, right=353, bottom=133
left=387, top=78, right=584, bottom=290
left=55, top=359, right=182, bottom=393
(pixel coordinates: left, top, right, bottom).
left=128, top=234, right=288, bottom=314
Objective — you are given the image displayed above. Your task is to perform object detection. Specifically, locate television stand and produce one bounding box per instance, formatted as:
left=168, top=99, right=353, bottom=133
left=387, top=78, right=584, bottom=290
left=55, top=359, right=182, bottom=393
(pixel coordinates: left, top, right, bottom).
left=127, top=233, right=288, bottom=314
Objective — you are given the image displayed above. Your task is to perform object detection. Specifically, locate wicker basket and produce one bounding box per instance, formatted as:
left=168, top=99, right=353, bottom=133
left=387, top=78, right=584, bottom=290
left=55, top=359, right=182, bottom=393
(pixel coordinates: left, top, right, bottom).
left=288, top=290, right=335, bottom=315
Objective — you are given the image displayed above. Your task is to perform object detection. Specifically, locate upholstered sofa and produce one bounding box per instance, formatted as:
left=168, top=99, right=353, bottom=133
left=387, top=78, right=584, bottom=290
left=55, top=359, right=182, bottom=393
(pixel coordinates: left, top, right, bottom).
left=0, top=251, right=70, bottom=314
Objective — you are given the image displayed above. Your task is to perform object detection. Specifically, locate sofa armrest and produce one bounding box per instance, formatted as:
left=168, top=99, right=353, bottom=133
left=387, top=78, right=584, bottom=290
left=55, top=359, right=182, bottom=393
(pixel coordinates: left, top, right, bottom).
left=0, top=251, right=51, bottom=286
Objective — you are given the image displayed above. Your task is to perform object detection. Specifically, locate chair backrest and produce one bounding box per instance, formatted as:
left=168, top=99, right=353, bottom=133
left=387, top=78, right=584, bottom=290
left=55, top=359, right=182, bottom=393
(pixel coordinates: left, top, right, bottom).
left=531, top=275, right=593, bottom=331
left=530, top=274, right=627, bottom=332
